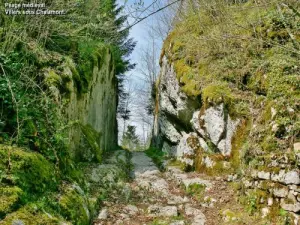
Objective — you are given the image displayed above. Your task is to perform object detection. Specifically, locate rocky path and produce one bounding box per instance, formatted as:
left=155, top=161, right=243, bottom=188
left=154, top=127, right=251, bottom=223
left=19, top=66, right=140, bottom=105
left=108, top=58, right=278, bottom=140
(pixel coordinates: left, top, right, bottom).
left=129, top=152, right=206, bottom=225
left=93, top=152, right=270, bottom=225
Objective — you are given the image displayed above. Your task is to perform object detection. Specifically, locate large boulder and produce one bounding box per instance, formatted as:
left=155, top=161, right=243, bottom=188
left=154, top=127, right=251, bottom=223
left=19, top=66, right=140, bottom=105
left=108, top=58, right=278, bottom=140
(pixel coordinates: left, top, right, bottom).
left=152, top=56, right=201, bottom=150
left=191, top=104, right=239, bottom=156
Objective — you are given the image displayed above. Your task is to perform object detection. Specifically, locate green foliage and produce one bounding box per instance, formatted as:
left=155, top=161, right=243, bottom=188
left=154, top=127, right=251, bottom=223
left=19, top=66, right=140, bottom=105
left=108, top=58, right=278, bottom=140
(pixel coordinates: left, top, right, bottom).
left=279, top=208, right=288, bottom=217
left=186, top=183, right=206, bottom=200
left=167, top=159, right=188, bottom=171
left=0, top=0, right=135, bottom=223
left=74, top=41, right=105, bottom=94
left=239, top=189, right=268, bottom=215
left=248, top=195, right=258, bottom=215
left=145, top=147, right=166, bottom=170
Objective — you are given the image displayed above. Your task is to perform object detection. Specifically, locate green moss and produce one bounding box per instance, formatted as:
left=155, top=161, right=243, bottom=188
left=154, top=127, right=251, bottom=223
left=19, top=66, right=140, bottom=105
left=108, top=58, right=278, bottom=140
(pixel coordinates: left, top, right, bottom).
left=46, top=70, right=62, bottom=86
left=69, top=61, right=83, bottom=94
left=0, top=186, right=23, bottom=217
left=181, top=81, right=201, bottom=97
left=58, top=184, right=90, bottom=225
left=45, top=34, right=78, bottom=55
left=0, top=145, right=57, bottom=193
left=63, top=43, right=107, bottom=96
left=75, top=42, right=105, bottom=94
left=261, top=135, right=278, bottom=152
left=261, top=102, right=273, bottom=123
left=186, top=183, right=206, bottom=200
left=256, top=165, right=282, bottom=174
left=45, top=65, right=73, bottom=98
left=0, top=205, right=61, bottom=225
left=202, top=83, right=233, bottom=106
left=79, top=124, right=102, bottom=162
left=195, top=153, right=229, bottom=176
left=167, top=159, right=187, bottom=171
left=173, top=59, right=201, bottom=97
left=254, top=153, right=296, bottom=170
left=222, top=209, right=240, bottom=222
left=229, top=182, right=242, bottom=191
left=145, top=147, right=166, bottom=171
left=230, top=120, right=249, bottom=170
left=258, top=180, right=274, bottom=190
left=174, top=59, right=191, bottom=80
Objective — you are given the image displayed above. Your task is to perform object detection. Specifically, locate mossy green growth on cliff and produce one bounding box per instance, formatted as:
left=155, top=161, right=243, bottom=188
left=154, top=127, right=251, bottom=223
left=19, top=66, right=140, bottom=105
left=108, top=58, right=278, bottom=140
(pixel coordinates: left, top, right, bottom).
left=80, top=124, right=102, bottom=162
left=0, top=145, right=57, bottom=194
left=162, top=0, right=299, bottom=100
left=202, top=83, right=233, bottom=106
left=161, top=0, right=299, bottom=157
left=74, top=41, right=106, bottom=95
left=45, top=42, right=107, bottom=97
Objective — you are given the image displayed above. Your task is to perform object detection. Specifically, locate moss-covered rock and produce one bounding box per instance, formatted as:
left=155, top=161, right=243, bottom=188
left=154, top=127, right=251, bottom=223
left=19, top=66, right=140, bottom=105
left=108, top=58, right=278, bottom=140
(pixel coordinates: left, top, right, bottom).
left=0, top=205, right=63, bottom=225
left=58, top=183, right=91, bottom=225
left=0, top=186, right=23, bottom=218
left=0, top=145, right=57, bottom=193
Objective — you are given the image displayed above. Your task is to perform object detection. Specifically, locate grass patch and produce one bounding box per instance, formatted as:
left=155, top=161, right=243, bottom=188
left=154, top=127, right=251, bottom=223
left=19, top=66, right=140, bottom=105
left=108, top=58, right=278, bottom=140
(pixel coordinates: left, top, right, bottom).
left=186, top=183, right=206, bottom=201
left=145, top=147, right=166, bottom=171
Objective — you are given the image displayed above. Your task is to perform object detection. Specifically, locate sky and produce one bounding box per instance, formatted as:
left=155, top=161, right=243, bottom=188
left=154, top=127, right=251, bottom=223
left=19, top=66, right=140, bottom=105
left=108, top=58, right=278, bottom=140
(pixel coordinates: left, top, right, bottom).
left=117, top=0, right=165, bottom=143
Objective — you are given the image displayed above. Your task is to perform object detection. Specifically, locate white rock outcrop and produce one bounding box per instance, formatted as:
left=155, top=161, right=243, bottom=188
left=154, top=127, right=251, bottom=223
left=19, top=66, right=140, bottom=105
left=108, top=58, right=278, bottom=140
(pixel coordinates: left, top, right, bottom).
left=153, top=56, right=240, bottom=168
left=190, top=104, right=239, bottom=156
left=202, top=104, right=226, bottom=145
left=176, top=133, right=199, bottom=166
left=159, top=116, right=182, bottom=144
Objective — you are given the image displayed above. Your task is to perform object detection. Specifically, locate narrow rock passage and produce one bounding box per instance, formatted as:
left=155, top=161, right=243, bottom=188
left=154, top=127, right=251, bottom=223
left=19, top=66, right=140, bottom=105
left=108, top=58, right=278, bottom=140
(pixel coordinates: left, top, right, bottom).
left=94, top=152, right=206, bottom=225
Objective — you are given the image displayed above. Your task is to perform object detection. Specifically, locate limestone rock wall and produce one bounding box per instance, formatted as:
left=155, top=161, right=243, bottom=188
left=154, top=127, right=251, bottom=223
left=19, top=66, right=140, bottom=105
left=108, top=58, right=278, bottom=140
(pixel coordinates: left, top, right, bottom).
left=242, top=150, right=300, bottom=217
left=50, top=47, right=117, bottom=161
